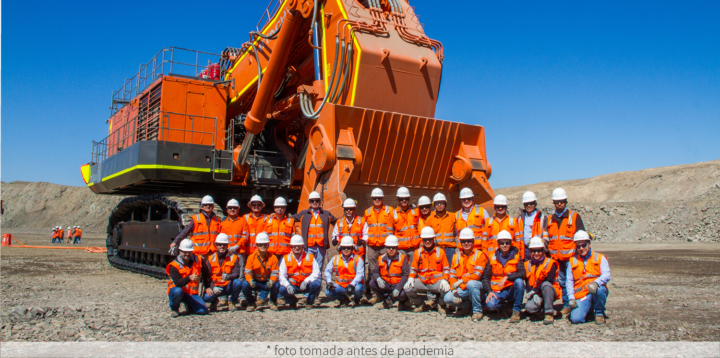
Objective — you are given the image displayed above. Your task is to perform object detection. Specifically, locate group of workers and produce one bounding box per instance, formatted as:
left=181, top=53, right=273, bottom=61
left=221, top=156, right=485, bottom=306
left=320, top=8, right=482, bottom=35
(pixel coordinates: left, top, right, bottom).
left=51, top=226, right=82, bottom=244
left=166, top=187, right=611, bottom=325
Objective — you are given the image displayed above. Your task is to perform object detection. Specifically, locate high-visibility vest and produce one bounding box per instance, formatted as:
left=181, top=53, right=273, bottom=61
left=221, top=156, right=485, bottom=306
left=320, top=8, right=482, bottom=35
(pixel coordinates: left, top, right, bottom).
left=244, top=251, right=278, bottom=282
left=209, top=252, right=238, bottom=287
left=547, top=211, right=579, bottom=261
left=378, top=253, right=406, bottom=285
left=244, top=213, right=266, bottom=255
left=74, top=228, right=82, bottom=237
left=393, top=207, right=420, bottom=250
left=59, top=230, right=64, bottom=239
left=166, top=255, right=202, bottom=295
left=449, top=249, right=487, bottom=290
left=409, top=247, right=449, bottom=285
left=336, top=216, right=365, bottom=257
left=524, top=257, right=561, bottom=298
left=332, top=254, right=363, bottom=288
left=570, top=251, right=606, bottom=300
left=266, top=214, right=295, bottom=256
left=284, top=252, right=315, bottom=286
left=364, top=206, right=394, bottom=246
left=517, top=211, right=548, bottom=242
left=485, top=216, right=523, bottom=258
left=489, top=251, right=520, bottom=292
left=52, top=230, right=59, bottom=239
left=190, top=214, right=221, bottom=255
left=220, top=216, right=248, bottom=254
left=308, top=214, right=325, bottom=247
left=455, top=205, right=487, bottom=250
left=67, top=229, right=74, bottom=238
left=425, top=211, right=457, bottom=248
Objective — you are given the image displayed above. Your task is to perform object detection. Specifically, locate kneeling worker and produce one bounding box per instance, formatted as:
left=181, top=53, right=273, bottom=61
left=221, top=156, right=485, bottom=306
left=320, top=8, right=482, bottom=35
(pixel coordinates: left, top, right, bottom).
left=369, top=235, right=411, bottom=310
left=324, top=236, right=365, bottom=307
left=204, top=234, right=244, bottom=312
left=524, top=237, right=560, bottom=325
left=405, top=226, right=451, bottom=313
left=241, top=232, right=279, bottom=312
left=278, top=235, right=322, bottom=309
left=482, top=230, right=526, bottom=323
left=567, top=230, right=611, bottom=324
left=166, top=239, right=211, bottom=317
left=444, top=228, right=487, bottom=320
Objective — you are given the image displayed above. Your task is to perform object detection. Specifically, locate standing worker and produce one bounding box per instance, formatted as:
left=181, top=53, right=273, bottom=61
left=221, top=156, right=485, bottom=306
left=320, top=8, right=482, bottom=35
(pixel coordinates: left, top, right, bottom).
left=241, top=232, right=280, bottom=312
left=482, top=230, right=526, bottom=323
left=484, top=195, right=523, bottom=259
left=455, top=188, right=489, bottom=251
left=424, top=193, right=458, bottom=261
left=220, top=199, right=248, bottom=257
left=166, top=239, right=211, bottom=317
left=392, top=187, right=420, bottom=263
left=51, top=227, right=59, bottom=243
left=547, top=188, right=586, bottom=315
left=278, top=235, right=322, bottom=309
left=203, top=234, right=244, bottom=312
left=171, top=195, right=221, bottom=259
left=332, top=198, right=368, bottom=261
left=524, top=237, right=560, bottom=325
left=58, top=226, right=64, bottom=243
left=244, top=195, right=267, bottom=255
left=363, top=188, right=395, bottom=304
left=66, top=227, right=73, bottom=245
left=324, top=236, right=365, bottom=307
left=369, top=235, right=411, bottom=310
left=73, top=226, right=82, bottom=245
left=405, top=226, right=451, bottom=313
left=417, top=196, right=432, bottom=231
left=443, top=228, right=488, bottom=320
left=567, top=230, right=610, bottom=324
left=517, top=191, right=548, bottom=261
left=266, top=197, right=296, bottom=262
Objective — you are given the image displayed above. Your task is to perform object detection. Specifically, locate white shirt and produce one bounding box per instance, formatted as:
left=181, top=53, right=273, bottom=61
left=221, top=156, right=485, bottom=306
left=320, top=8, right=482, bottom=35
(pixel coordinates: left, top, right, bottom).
left=566, top=249, right=611, bottom=301
left=331, top=216, right=370, bottom=244
left=278, top=252, right=320, bottom=288
left=324, top=254, right=364, bottom=287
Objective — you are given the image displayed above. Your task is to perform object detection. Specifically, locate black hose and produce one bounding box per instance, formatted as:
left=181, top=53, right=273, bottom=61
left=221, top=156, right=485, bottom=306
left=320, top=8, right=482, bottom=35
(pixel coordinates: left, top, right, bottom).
left=250, top=41, right=263, bottom=87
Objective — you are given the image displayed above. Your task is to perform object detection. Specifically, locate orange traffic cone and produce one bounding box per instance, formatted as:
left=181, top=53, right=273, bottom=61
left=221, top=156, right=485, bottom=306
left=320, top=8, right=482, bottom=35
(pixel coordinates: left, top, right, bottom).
left=1, top=234, right=12, bottom=246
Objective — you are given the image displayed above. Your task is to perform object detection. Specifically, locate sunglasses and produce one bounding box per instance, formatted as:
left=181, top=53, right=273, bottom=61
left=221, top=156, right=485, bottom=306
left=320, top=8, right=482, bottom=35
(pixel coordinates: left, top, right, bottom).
left=419, top=205, right=431, bottom=210
left=498, top=241, right=511, bottom=246
left=523, top=202, right=537, bottom=206
left=494, top=206, right=507, bottom=210
left=257, top=243, right=268, bottom=247
left=553, top=200, right=567, bottom=205
left=344, top=208, right=354, bottom=211
left=340, top=247, right=353, bottom=250
left=398, top=198, right=409, bottom=201
left=576, top=243, right=589, bottom=249
left=227, top=207, right=239, bottom=210
left=386, top=246, right=398, bottom=250
left=250, top=203, right=262, bottom=207
left=530, top=249, right=543, bottom=254
left=461, top=198, right=473, bottom=202
left=372, top=198, right=383, bottom=201
left=309, top=199, right=321, bottom=203
left=460, top=240, right=474, bottom=244
left=201, top=204, right=213, bottom=207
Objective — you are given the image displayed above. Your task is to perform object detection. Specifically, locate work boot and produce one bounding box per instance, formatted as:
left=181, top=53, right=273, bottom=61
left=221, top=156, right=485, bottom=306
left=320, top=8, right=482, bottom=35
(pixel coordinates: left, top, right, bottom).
left=352, top=299, right=361, bottom=308
left=454, top=306, right=472, bottom=318
left=240, top=299, right=248, bottom=309
left=170, top=311, right=180, bottom=318
left=595, top=315, right=606, bottom=324
left=298, top=297, right=308, bottom=306
left=412, top=304, right=427, bottom=313
left=510, top=311, right=521, bottom=323
left=381, top=299, right=392, bottom=309
left=228, top=302, right=238, bottom=312
left=397, top=300, right=409, bottom=311
left=305, top=302, right=314, bottom=310
left=437, top=304, right=449, bottom=315
left=289, top=301, right=298, bottom=310
left=218, top=298, right=228, bottom=309
left=246, top=304, right=256, bottom=312
left=257, top=298, right=268, bottom=306
left=368, top=294, right=379, bottom=305
left=543, top=313, right=554, bottom=325
left=269, top=301, right=279, bottom=311
left=336, top=297, right=351, bottom=308
left=471, top=312, right=484, bottom=322
left=276, top=297, right=286, bottom=306
left=209, top=301, right=218, bottom=312
left=560, top=307, right=572, bottom=315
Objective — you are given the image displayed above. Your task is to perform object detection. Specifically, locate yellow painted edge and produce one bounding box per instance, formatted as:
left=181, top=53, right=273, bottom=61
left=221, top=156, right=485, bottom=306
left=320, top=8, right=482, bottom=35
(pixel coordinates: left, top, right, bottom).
left=87, top=182, right=94, bottom=187
left=230, top=66, right=268, bottom=104
left=99, top=164, right=216, bottom=183
left=322, top=4, right=328, bottom=92
left=334, top=0, right=361, bottom=106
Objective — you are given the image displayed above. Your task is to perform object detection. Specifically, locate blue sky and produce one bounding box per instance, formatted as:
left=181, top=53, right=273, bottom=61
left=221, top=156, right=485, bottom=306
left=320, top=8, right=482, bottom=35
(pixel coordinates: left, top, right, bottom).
left=2, top=0, right=718, bottom=189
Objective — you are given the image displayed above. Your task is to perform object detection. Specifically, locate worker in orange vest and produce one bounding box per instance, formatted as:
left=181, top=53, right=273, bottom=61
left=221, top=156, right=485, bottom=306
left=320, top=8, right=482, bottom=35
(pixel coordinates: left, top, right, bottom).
left=405, top=226, right=451, bottom=313
left=517, top=191, right=549, bottom=261
left=392, top=187, right=420, bottom=263
left=203, top=234, right=243, bottom=312
left=332, top=198, right=368, bottom=258
left=266, top=197, right=296, bottom=262
left=484, top=195, right=523, bottom=259
left=220, top=199, right=248, bottom=257
left=66, top=226, right=73, bottom=245
left=73, top=226, right=83, bottom=244
left=278, top=235, right=322, bottom=309
left=166, top=239, right=212, bottom=317
left=363, top=188, right=395, bottom=304
left=241, top=232, right=279, bottom=312
left=244, top=195, right=267, bottom=255
left=416, top=196, right=432, bottom=231
left=567, top=230, right=610, bottom=324
left=524, top=237, right=560, bottom=325
left=424, top=193, right=458, bottom=262
left=171, top=195, right=221, bottom=259
left=443, top=228, right=488, bottom=320
left=51, top=227, right=59, bottom=243
left=455, top=188, right=489, bottom=251
left=482, top=230, right=526, bottom=323
left=324, top=236, right=366, bottom=307
left=547, top=188, right=586, bottom=315
left=369, top=235, right=411, bottom=310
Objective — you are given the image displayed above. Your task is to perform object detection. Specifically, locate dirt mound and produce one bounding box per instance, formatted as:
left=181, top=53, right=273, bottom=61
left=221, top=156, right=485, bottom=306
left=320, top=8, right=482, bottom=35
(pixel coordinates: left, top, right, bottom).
left=0, top=181, right=124, bottom=234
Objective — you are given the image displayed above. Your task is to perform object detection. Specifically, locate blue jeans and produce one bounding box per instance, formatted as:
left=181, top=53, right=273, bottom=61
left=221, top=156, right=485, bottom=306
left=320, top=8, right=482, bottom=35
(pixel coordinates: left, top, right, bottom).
left=73, top=236, right=81, bottom=244
left=570, top=285, right=609, bottom=324
left=443, top=280, right=485, bottom=313
left=241, top=280, right=279, bottom=305
left=305, top=245, right=326, bottom=298
left=279, top=279, right=322, bottom=305
left=486, top=278, right=525, bottom=313
left=202, top=279, right=243, bottom=304
left=558, top=259, right=569, bottom=308
left=325, top=282, right=364, bottom=302
left=168, top=287, right=209, bottom=314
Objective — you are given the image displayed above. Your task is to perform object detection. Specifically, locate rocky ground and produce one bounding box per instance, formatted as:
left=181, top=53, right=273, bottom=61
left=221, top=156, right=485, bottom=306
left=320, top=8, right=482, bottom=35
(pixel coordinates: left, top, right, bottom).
left=2, top=232, right=719, bottom=342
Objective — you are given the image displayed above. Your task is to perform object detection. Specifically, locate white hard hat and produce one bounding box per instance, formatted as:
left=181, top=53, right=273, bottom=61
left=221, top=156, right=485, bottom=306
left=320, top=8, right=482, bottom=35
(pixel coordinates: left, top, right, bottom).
left=420, top=226, right=436, bottom=239
left=418, top=196, right=432, bottom=206
left=497, top=230, right=512, bottom=241
left=573, top=230, right=590, bottom=242
left=340, top=236, right=355, bottom=247
left=396, top=187, right=410, bottom=198
left=458, top=228, right=475, bottom=240
left=433, top=193, right=447, bottom=202
left=290, top=235, right=304, bottom=246
left=215, top=233, right=230, bottom=245
left=343, top=198, right=356, bottom=208
left=528, top=236, right=545, bottom=249
left=201, top=195, right=215, bottom=205
left=179, top=239, right=195, bottom=252
left=371, top=188, right=384, bottom=197
left=274, top=197, right=287, bottom=206
left=459, top=188, right=474, bottom=199
left=493, top=195, right=508, bottom=206
left=308, top=191, right=322, bottom=200
left=385, top=235, right=399, bottom=247
left=551, top=188, right=568, bottom=201
left=227, top=199, right=240, bottom=207
left=67, top=227, right=71, bottom=229
left=255, top=232, right=270, bottom=244
left=522, top=191, right=538, bottom=203
left=249, top=195, right=263, bottom=203
left=77, top=226, right=80, bottom=229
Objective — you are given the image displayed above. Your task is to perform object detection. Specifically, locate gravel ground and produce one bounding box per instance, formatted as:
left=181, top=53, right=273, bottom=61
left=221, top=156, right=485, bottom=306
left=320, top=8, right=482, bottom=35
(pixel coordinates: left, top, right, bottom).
left=2, top=231, right=720, bottom=342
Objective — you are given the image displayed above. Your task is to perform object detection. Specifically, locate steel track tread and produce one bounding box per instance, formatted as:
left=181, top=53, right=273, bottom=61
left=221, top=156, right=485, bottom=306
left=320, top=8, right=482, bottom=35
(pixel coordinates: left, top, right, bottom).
left=107, top=253, right=168, bottom=279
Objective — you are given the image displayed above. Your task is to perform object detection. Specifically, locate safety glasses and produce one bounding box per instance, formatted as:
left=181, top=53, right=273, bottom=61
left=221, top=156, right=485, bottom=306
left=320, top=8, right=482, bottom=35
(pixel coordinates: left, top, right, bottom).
left=340, top=247, right=353, bottom=251
left=419, top=205, right=431, bottom=210
left=201, top=204, right=213, bottom=208
left=498, top=241, right=511, bottom=246
left=523, top=202, right=537, bottom=207
left=461, top=198, right=473, bottom=202
left=553, top=200, right=567, bottom=205
left=576, top=242, right=589, bottom=249
left=309, top=199, right=321, bottom=203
